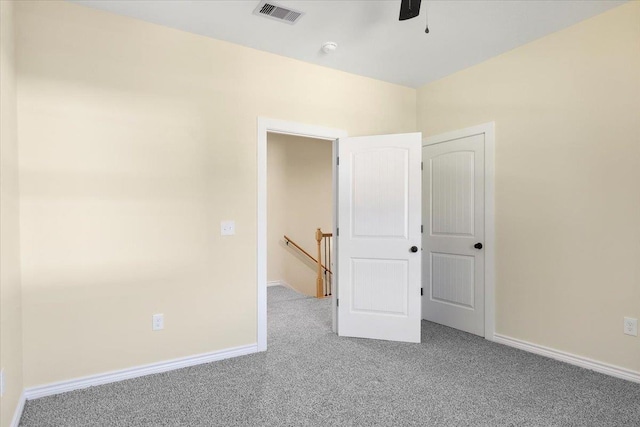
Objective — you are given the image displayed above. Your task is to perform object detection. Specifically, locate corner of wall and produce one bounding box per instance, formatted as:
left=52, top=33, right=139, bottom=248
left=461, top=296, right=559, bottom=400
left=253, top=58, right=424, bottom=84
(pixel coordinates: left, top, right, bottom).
left=1, top=0, right=25, bottom=426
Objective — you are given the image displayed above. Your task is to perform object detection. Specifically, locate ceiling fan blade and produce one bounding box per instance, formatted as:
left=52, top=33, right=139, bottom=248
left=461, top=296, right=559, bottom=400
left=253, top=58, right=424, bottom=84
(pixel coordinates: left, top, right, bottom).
left=399, top=0, right=422, bottom=21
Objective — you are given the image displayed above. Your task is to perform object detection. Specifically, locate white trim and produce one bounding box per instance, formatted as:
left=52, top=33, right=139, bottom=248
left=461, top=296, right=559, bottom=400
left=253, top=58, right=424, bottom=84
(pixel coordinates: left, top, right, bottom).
left=257, top=117, right=347, bottom=352
left=266, top=280, right=293, bottom=289
left=483, top=123, right=496, bottom=341
left=24, top=344, right=257, bottom=400
left=331, top=138, right=339, bottom=334
left=10, top=391, right=26, bottom=427
left=423, top=122, right=496, bottom=341
left=494, top=333, right=640, bottom=384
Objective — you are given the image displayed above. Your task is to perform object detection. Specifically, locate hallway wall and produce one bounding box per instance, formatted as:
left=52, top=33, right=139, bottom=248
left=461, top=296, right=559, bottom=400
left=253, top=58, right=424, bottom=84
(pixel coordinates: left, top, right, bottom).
left=267, top=134, right=333, bottom=297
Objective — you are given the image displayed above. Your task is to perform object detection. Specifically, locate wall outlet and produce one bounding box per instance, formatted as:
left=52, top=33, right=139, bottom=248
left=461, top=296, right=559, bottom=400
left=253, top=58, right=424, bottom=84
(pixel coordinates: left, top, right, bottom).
left=221, top=220, right=235, bottom=236
left=0, top=369, right=4, bottom=397
left=152, top=313, right=164, bottom=331
left=623, top=317, right=637, bottom=336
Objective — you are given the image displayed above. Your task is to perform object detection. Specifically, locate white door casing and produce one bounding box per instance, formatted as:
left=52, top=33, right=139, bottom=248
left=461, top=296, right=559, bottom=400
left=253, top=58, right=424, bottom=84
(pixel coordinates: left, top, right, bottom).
left=337, top=133, right=422, bottom=343
left=422, top=125, right=494, bottom=338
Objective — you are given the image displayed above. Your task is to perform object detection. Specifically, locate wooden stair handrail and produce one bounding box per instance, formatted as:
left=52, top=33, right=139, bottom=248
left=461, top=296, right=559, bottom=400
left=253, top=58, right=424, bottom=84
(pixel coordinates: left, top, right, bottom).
left=284, top=229, right=333, bottom=299
left=284, top=235, right=332, bottom=274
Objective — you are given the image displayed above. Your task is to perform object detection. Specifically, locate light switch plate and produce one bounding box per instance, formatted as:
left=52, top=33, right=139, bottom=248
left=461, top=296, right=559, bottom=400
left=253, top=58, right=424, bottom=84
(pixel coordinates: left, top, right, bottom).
left=221, top=220, right=235, bottom=236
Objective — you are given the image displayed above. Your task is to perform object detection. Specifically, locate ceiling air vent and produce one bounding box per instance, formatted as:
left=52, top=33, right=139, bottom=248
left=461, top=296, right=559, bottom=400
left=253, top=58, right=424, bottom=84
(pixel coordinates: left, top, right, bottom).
left=253, top=1, right=304, bottom=25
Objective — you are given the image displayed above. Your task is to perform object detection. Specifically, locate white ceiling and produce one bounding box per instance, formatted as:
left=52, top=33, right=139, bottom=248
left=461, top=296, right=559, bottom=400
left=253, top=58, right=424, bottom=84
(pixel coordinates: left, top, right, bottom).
left=71, top=0, right=625, bottom=88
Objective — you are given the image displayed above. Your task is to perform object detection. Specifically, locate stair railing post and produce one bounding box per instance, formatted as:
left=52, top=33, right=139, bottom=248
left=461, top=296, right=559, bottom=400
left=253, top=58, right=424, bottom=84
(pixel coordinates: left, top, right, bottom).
left=327, top=235, right=332, bottom=296
left=316, top=228, right=323, bottom=298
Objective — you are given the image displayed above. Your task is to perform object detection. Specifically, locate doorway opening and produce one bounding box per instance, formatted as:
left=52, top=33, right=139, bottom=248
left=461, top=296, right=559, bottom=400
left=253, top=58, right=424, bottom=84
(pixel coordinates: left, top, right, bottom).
left=266, top=133, right=333, bottom=298
left=257, top=118, right=347, bottom=351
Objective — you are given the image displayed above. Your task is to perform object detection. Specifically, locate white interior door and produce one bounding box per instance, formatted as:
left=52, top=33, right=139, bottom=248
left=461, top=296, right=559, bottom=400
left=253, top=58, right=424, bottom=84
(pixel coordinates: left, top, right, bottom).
left=422, top=134, right=485, bottom=336
left=337, top=133, right=422, bottom=343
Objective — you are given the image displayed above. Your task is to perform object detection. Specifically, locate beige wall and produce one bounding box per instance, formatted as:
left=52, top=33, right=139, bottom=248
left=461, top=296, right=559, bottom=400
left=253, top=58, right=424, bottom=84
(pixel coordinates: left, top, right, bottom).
left=267, top=134, right=332, bottom=296
left=15, top=0, right=415, bottom=387
left=417, top=2, right=640, bottom=372
left=0, top=0, right=24, bottom=425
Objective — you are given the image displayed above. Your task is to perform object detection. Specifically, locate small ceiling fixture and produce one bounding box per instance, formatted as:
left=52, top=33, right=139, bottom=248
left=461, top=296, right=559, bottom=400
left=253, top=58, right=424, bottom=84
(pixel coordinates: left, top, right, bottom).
left=321, top=42, right=338, bottom=54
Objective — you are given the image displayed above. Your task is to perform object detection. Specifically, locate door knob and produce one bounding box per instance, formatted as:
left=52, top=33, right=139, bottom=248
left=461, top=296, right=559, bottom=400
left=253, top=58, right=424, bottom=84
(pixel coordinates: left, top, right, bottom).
left=410, top=246, right=419, bottom=253
left=474, top=243, right=483, bottom=250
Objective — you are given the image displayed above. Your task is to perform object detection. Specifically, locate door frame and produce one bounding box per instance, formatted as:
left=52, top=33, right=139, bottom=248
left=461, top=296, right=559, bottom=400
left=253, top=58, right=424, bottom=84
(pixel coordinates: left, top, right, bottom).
left=257, top=118, right=347, bottom=351
left=423, top=122, right=496, bottom=341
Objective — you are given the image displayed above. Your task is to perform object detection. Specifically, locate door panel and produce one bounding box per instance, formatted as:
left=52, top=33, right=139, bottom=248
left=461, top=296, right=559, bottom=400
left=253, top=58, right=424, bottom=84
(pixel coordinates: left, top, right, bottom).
left=352, top=258, right=408, bottom=315
left=422, top=134, right=485, bottom=336
left=352, top=148, right=408, bottom=238
left=338, top=133, right=422, bottom=343
left=431, top=151, right=475, bottom=236
left=431, top=252, right=475, bottom=309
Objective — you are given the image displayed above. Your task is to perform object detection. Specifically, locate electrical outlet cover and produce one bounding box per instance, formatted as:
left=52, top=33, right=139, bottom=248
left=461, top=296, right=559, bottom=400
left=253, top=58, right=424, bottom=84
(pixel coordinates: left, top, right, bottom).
left=624, top=317, right=637, bottom=336
left=152, top=313, right=164, bottom=331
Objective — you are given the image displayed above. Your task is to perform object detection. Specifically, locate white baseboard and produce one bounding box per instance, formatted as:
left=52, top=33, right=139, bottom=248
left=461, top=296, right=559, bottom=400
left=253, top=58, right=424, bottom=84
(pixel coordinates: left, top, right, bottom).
left=267, top=280, right=292, bottom=289
left=10, top=391, right=26, bottom=427
left=24, top=343, right=258, bottom=400
left=493, top=333, right=640, bottom=384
